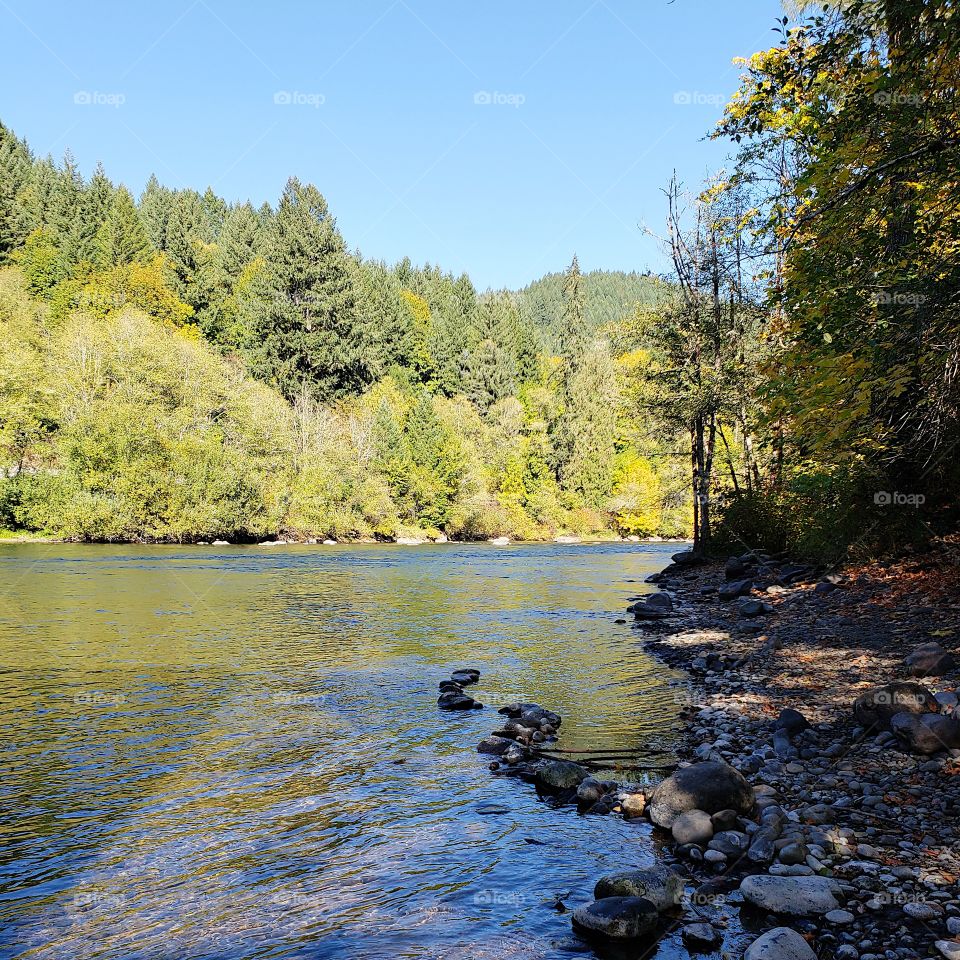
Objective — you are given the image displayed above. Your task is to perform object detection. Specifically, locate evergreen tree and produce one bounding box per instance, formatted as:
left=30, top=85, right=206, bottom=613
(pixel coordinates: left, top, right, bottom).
left=353, top=260, right=414, bottom=378
left=560, top=254, right=588, bottom=363
left=139, top=175, right=174, bottom=251
left=0, top=122, right=33, bottom=259
left=94, top=186, right=153, bottom=269
left=243, top=177, right=372, bottom=401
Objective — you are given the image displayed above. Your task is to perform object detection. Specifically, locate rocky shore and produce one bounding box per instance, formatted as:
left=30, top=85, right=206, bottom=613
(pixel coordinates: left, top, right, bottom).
left=454, top=539, right=960, bottom=959
left=630, top=542, right=960, bottom=959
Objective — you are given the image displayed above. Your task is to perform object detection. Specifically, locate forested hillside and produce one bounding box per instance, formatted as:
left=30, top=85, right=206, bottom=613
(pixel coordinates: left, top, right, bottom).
left=0, top=122, right=690, bottom=543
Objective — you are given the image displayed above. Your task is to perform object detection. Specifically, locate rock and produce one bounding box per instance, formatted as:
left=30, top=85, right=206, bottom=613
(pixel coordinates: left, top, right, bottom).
left=593, top=866, right=683, bottom=911
left=739, top=875, right=841, bottom=916
left=736, top=597, right=768, bottom=618
left=672, top=809, right=714, bottom=845
left=498, top=702, right=542, bottom=718
left=710, top=809, right=741, bottom=832
left=779, top=842, right=808, bottom=865
left=535, top=759, right=588, bottom=791
left=489, top=536, right=511, bottom=546
left=681, top=922, right=722, bottom=950
left=519, top=706, right=561, bottom=728
left=620, top=792, right=646, bottom=818
left=437, top=691, right=481, bottom=710
left=903, top=901, right=943, bottom=921
left=725, top=556, right=747, bottom=579
left=773, top=708, right=810, bottom=738
left=824, top=909, right=854, bottom=924
left=718, top=579, right=753, bottom=601
left=748, top=826, right=779, bottom=864
left=577, top=778, right=605, bottom=807
left=708, top=830, right=749, bottom=856
left=212, top=539, right=230, bottom=545
left=852, top=681, right=938, bottom=731
left=905, top=641, right=956, bottom=677
left=570, top=896, right=659, bottom=940
left=744, top=927, right=817, bottom=960
left=396, top=536, right=426, bottom=545
left=671, top=549, right=702, bottom=567
left=936, top=942, right=960, bottom=960
left=648, top=761, right=755, bottom=828
left=631, top=592, right=674, bottom=620
left=890, top=711, right=960, bottom=754
left=477, top=736, right=512, bottom=755
left=450, top=668, right=480, bottom=686
left=475, top=802, right=510, bottom=814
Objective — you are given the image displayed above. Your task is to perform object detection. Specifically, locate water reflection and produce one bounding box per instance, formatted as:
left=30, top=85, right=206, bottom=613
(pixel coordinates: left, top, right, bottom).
left=1, top=542, right=690, bottom=959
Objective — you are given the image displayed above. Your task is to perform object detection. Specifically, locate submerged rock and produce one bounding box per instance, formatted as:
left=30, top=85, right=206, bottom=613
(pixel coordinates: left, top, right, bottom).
left=648, top=761, right=755, bottom=828
left=571, top=896, right=659, bottom=940
left=593, top=866, right=682, bottom=912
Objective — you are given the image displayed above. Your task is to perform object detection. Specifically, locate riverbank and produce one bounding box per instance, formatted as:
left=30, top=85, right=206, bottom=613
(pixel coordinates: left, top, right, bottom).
left=632, top=540, right=960, bottom=959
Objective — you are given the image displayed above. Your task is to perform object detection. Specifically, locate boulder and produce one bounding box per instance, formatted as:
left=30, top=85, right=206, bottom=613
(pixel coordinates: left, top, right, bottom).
left=744, top=927, right=817, bottom=960
left=718, top=579, right=753, bottom=601
left=476, top=736, right=512, bottom=755
left=905, top=642, right=956, bottom=677
left=853, top=681, right=938, bottom=731
left=593, top=866, right=682, bottom=912
left=535, top=759, right=588, bottom=791
left=498, top=701, right=542, bottom=717
left=631, top=592, right=674, bottom=620
left=736, top=597, right=769, bottom=618
left=724, top=556, right=747, bottom=579
left=739, top=875, right=842, bottom=916
left=571, top=897, right=659, bottom=940
left=890, top=711, right=960, bottom=754
left=671, top=809, right=714, bottom=845
left=520, top=705, right=561, bottom=728
left=671, top=549, right=702, bottom=567
left=648, top=762, right=755, bottom=829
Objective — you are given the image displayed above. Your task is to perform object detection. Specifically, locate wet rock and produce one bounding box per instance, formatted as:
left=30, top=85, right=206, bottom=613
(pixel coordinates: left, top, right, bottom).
left=744, top=926, right=817, bottom=960
left=570, top=896, right=659, bottom=940
left=620, top=792, right=646, bottom=818
left=477, top=735, right=512, bottom=755
left=648, top=761, right=755, bottom=829
left=520, top=706, right=562, bottom=729
left=438, top=680, right=463, bottom=692
left=577, top=777, right=606, bottom=808
left=681, top=922, right=723, bottom=950
left=593, top=866, right=683, bottom=912
left=438, top=691, right=482, bottom=710
left=631, top=592, right=674, bottom=620
left=905, top=641, right=955, bottom=677
left=739, top=875, right=842, bottom=916
left=535, top=759, right=588, bottom=791
left=672, top=809, right=714, bottom=845
left=450, top=668, right=480, bottom=686
left=852, top=681, right=938, bottom=731
left=890, top=711, right=960, bottom=754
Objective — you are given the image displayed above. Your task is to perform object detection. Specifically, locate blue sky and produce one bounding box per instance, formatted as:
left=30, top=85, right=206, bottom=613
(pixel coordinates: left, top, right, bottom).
left=1, top=0, right=784, bottom=290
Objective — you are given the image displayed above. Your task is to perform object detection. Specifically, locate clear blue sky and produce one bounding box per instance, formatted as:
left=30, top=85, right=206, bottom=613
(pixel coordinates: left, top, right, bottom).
left=1, top=0, right=784, bottom=290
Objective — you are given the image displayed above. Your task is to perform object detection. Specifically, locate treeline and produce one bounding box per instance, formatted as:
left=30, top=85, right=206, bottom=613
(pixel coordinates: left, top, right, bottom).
left=0, top=121, right=690, bottom=542
left=649, top=0, right=960, bottom=559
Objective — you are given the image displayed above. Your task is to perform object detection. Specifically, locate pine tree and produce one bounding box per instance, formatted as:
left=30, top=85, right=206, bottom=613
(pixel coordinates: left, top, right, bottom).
left=243, top=177, right=372, bottom=401
left=560, top=254, right=588, bottom=364
left=353, top=260, right=414, bottom=378
left=0, top=122, right=33, bottom=259
left=94, top=186, right=153, bottom=269
left=139, top=175, right=174, bottom=250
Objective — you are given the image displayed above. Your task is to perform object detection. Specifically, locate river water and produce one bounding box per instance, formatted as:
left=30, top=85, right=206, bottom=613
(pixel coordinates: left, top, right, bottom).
left=0, top=542, right=698, bottom=960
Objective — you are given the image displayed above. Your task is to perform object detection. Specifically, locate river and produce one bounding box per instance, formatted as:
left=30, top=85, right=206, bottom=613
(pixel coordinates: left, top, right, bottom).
left=0, top=541, right=692, bottom=960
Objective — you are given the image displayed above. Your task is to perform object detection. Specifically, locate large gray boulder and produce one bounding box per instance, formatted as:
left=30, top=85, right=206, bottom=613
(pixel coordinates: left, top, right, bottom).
left=740, top=875, right=842, bottom=916
left=593, top=866, right=682, bottom=912
left=744, top=927, right=817, bottom=960
left=671, top=809, right=714, bottom=845
left=648, top=762, right=755, bottom=829
left=571, top=897, right=659, bottom=940
left=890, top=711, right=960, bottom=754
left=535, top=759, right=588, bottom=791
left=631, top=592, right=674, bottom=620
left=853, top=681, right=938, bottom=731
